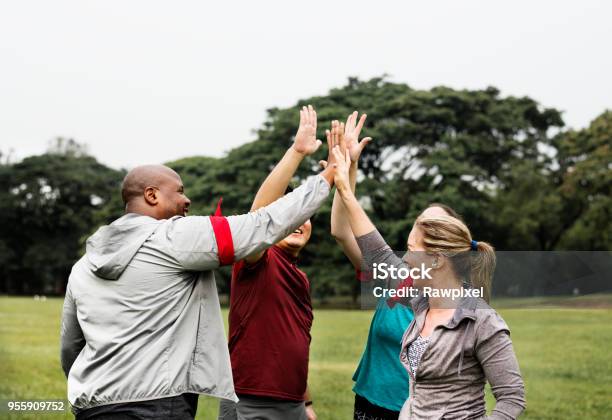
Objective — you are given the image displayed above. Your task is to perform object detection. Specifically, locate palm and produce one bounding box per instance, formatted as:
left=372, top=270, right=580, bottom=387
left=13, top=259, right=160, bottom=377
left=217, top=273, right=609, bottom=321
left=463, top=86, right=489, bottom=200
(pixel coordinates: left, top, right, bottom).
left=347, top=138, right=362, bottom=162
left=344, top=112, right=370, bottom=162
left=295, top=124, right=318, bottom=154
left=293, top=105, right=321, bottom=155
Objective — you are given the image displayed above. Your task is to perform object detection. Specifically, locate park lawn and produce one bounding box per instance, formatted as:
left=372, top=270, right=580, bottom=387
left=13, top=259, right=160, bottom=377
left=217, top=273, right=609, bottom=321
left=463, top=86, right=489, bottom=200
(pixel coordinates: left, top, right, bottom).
left=0, top=297, right=611, bottom=419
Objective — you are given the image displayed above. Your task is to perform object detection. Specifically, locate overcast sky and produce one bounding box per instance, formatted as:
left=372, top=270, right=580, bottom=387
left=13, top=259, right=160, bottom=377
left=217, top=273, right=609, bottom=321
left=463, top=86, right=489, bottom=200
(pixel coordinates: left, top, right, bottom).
left=1, top=0, right=610, bottom=169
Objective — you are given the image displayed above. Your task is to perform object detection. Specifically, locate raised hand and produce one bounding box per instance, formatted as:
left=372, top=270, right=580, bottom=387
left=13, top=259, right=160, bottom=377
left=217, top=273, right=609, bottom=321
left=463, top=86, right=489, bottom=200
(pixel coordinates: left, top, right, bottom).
left=323, top=120, right=345, bottom=169
left=331, top=143, right=351, bottom=193
left=293, top=105, right=322, bottom=156
left=343, top=111, right=372, bottom=163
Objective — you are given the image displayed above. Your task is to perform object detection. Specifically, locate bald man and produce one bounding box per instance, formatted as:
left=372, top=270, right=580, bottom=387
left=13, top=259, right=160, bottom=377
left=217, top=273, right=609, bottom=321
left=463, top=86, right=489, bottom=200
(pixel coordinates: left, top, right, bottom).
left=60, top=111, right=336, bottom=419
left=119, top=164, right=192, bottom=219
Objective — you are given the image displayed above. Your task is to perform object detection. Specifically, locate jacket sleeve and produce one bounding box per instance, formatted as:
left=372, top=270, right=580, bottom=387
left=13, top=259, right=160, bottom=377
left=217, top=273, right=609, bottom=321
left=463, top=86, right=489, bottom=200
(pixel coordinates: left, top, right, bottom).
left=476, top=314, right=526, bottom=419
left=355, top=228, right=409, bottom=289
left=60, top=284, right=86, bottom=378
left=164, top=174, right=330, bottom=271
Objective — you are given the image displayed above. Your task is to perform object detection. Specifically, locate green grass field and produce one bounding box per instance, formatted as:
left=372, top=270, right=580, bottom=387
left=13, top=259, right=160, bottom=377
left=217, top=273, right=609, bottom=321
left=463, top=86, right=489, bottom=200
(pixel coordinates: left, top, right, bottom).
left=1, top=296, right=611, bottom=419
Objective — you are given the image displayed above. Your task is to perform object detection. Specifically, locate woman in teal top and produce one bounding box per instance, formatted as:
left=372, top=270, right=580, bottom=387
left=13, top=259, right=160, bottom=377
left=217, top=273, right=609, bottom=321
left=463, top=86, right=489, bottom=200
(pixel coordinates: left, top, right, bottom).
left=351, top=298, right=414, bottom=415
left=329, top=112, right=462, bottom=419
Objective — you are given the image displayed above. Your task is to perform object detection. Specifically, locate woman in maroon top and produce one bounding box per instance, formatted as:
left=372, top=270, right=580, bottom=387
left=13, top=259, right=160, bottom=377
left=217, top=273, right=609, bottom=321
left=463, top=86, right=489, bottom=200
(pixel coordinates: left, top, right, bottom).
left=219, top=105, right=329, bottom=420
left=229, top=241, right=313, bottom=400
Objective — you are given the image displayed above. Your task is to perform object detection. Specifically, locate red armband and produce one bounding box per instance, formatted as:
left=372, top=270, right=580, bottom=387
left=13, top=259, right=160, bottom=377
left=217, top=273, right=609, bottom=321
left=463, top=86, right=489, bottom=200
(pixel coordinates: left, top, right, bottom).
left=210, top=198, right=235, bottom=266
left=355, top=269, right=372, bottom=282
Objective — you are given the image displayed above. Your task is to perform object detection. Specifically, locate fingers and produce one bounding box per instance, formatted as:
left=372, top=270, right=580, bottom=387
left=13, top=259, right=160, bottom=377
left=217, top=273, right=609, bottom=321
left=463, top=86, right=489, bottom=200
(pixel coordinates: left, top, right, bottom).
left=301, top=105, right=317, bottom=128
left=353, top=137, right=372, bottom=158
left=326, top=129, right=332, bottom=152
left=312, top=139, right=322, bottom=152
left=328, top=116, right=368, bottom=157
left=318, top=160, right=328, bottom=169
left=355, top=113, right=367, bottom=136
left=338, top=122, right=346, bottom=151
left=331, top=120, right=338, bottom=148
left=359, top=137, right=372, bottom=150
left=345, top=111, right=356, bottom=133
left=310, top=105, right=317, bottom=131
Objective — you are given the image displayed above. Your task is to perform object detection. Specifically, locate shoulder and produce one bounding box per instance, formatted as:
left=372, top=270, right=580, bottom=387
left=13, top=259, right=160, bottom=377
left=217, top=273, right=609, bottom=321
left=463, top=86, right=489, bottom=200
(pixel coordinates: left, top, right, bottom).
left=163, top=215, right=210, bottom=231
left=67, top=256, right=88, bottom=290
left=474, top=307, right=510, bottom=343
left=153, top=216, right=215, bottom=247
left=149, top=215, right=212, bottom=245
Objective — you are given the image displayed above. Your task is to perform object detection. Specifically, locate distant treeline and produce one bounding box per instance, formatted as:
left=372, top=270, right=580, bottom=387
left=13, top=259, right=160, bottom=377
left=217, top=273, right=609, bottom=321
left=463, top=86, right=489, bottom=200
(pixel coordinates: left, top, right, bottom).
left=1, top=77, right=610, bottom=298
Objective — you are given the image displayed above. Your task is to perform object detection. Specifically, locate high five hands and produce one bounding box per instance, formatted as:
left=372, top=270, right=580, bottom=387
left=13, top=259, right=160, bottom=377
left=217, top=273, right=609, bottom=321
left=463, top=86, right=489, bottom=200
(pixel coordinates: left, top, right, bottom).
left=292, top=106, right=371, bottom=188
left=318, top=112, right=371, bottom=187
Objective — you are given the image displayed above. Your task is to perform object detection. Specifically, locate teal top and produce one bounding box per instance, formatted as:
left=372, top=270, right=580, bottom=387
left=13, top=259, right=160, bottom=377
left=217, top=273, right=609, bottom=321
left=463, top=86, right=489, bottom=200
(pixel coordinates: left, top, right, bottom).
left=352, top=298, right=414, bottom=412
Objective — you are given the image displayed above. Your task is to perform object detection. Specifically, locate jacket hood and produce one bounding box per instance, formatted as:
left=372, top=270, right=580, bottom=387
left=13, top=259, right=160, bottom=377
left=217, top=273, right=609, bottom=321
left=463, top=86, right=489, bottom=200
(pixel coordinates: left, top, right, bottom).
left=85, top=213, right=162, bottom=280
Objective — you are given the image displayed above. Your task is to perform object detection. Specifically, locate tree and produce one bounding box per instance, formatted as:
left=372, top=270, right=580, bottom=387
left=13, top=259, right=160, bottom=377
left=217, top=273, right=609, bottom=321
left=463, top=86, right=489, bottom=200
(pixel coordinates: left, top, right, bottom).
left=5, top=79, right=610, bottom=298
left=0, top=139, right=124, bottom=294
left=160, top=77, right=573, bottom=299
left=555, top=110, right=611, bottom=250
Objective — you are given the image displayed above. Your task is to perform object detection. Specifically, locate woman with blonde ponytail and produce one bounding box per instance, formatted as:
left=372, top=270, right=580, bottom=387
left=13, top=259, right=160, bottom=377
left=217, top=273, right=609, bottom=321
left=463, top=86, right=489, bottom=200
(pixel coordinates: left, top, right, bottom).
left=331, top=142, right=526, bottom=419
left=413, top=214, right=496, bottom=303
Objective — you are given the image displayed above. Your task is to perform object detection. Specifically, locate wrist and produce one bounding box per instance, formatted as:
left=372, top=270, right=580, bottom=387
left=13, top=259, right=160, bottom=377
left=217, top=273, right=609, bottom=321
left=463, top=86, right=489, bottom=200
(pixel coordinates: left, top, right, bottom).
left=290, top=144, right=308, bottom=158
left=319, top=167, right=335, bottom=187
left=336, top=181, right=352, bottom=195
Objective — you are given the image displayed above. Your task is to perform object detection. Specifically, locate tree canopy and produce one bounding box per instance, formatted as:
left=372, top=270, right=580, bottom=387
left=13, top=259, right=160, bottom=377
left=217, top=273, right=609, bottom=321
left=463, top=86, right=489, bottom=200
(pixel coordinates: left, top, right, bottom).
left=1, top=78, right=610, bottom=297
left=0, top=139, right=125, bottom=294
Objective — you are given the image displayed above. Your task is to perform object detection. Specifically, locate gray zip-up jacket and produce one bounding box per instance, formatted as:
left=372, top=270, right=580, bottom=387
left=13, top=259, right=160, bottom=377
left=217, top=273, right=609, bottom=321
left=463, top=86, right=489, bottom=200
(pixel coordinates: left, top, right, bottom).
left=60, top=174, right=330, bottom=410
left=356, top=229, right=526, bottom=420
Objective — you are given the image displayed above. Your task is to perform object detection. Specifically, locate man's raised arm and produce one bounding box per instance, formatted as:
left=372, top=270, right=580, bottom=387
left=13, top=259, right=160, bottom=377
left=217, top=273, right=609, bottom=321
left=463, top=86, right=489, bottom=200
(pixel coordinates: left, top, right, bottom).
left=161, top=112, right=338, bottom=272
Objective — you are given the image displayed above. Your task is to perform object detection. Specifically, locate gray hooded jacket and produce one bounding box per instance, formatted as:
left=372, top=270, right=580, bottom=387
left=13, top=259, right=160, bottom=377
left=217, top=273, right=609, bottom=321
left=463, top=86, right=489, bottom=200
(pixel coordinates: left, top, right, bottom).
left=60, top=174, right=330, bottom=410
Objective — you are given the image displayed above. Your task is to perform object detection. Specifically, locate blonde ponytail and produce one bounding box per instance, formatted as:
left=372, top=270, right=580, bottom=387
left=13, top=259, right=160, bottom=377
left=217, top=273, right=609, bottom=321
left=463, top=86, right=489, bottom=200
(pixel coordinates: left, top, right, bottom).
left=470, top=241, right=495, bottom=303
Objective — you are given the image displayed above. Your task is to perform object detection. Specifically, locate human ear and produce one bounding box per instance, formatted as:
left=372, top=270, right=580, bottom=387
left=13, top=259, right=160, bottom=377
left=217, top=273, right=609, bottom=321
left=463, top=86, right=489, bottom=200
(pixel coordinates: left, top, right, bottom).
left=431, top=255, right=445, bottom=269
left=143, top=186, right=159, bottom=205
left=432, top=256, right=439, bottom=268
